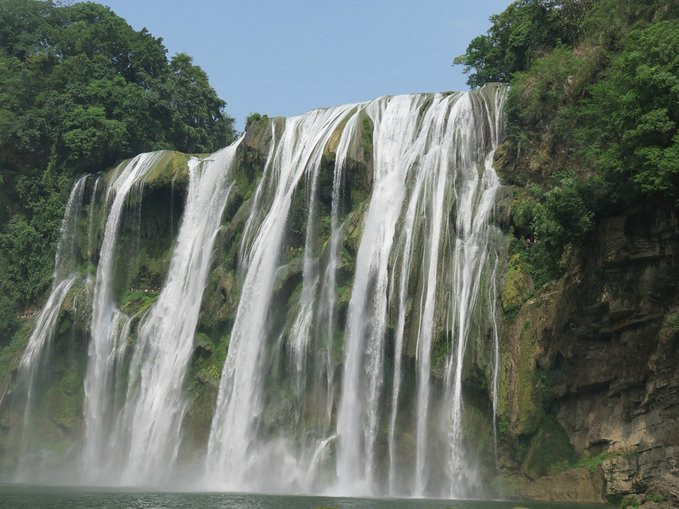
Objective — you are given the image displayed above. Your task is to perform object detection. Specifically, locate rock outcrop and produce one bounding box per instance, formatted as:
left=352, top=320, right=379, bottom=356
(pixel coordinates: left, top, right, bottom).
left=499, top=207, right=679, bottom=506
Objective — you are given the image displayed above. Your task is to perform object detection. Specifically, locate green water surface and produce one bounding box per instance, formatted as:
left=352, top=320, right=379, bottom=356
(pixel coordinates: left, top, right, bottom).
left=0, top=484, right=611, bottom=509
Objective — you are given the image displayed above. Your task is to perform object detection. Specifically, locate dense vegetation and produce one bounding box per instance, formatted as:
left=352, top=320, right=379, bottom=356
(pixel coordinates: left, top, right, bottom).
left=455, top=0, right=679, bottom=285
left=0, top=0, right=235, bottom=339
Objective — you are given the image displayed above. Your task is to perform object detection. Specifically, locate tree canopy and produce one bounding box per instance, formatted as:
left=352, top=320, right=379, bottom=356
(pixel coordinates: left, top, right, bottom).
left=0, top=0, right=235, bottom=180
left=453, top=0, right=594, bottom=88
left=0, top=0, right=236, bottom=339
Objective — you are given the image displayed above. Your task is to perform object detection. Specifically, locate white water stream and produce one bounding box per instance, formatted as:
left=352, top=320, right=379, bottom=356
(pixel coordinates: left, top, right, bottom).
left=83, top=152, right=162, bottom=479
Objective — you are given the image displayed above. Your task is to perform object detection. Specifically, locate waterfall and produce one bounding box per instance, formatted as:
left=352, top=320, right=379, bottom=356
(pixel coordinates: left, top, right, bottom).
left=443, top=92, right=506, bottom=497
left=9, top=85, right=507, bottom=499
left=17, top=175, right=87, bottom=398
left=114, top=144, right=241, bottom=484
left=205, top=105, right=358, bottom=491
left=82, top=152, right=162, bottom=478
left=333, top=91, right=506, bottom=497
left=336, top=95, right=427, bottom=494
left=317, top=113, right=359, bottom=428
left=14, top=175, right=88, bottom=479
left=204, top=87, right=505, bottom=497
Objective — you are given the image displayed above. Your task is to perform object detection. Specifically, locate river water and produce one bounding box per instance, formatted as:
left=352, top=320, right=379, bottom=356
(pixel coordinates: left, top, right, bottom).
left=0, top=484, right=611, bottom=509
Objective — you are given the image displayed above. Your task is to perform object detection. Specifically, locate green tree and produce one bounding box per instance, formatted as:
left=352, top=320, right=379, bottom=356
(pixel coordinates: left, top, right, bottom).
left=453, top=0, right=594, bottom=87
left=578, top=20, right=679, bottom=203
left=0, top=0, right=236, bottom=339
left=161, top=53, right=233, bottom=153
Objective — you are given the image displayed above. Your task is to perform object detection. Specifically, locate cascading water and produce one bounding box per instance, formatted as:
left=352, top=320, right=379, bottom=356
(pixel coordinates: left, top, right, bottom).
left=83, top=152, right=162, bottom=479
left=204, top=87, right=506, bottom=497
left=16, top=176, right=87, bottom=400
left=336, top=95, right=428, bottom=494
left=316, top=113, right=360, bottom=430
left=444, top=90, right=506, bottom=497
left=205, top=105, right=359, bottom=491
left=113, top=144, right=241, bottom=484
left=8, top=85, right=507, bottom=499
left=14, top=176, right=88, bottom=479
left=333, top=90, right=506, bottom=497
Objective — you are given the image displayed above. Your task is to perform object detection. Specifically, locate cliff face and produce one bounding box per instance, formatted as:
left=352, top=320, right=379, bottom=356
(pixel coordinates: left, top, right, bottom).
left=499, top=206, right=679, bottom=506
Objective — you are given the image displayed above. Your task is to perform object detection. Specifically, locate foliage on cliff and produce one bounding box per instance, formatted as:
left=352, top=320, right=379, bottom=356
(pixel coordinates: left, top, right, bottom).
left=0, top=0, right=235, bottom=339
left=453, top=0, right=594, bottom=88
left=455, top=0, right=679, bottom=285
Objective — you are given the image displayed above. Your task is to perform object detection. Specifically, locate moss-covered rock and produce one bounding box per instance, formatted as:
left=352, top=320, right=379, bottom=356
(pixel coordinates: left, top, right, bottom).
left=521, top=415, right=576, bottom=479
left=141, top=151, right=190, bottom=191
left=501, top=253, right=534, bottom=321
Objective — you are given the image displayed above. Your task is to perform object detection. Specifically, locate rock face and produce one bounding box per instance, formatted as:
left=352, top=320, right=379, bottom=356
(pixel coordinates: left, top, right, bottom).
left=499, top=207, right=679, bottom=505
left=511, top=467, right=606, bottom=503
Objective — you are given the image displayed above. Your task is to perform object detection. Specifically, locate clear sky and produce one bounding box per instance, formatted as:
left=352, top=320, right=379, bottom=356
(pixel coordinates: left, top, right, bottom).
left=87, top=1, right=512, bottom=130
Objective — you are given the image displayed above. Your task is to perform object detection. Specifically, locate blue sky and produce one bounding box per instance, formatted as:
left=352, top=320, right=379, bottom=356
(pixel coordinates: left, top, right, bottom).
left=89, top=1, right=512, bottom=130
